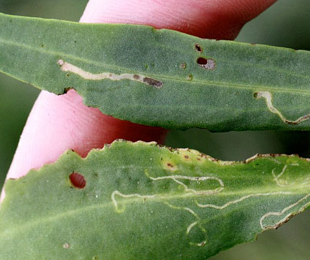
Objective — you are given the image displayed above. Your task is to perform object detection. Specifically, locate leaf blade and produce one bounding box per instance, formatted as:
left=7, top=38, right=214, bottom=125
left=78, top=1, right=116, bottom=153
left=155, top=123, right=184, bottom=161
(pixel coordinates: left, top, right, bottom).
left=1, top=141, right=310, bottom=259
left=1, top=13, right=310, bottom=130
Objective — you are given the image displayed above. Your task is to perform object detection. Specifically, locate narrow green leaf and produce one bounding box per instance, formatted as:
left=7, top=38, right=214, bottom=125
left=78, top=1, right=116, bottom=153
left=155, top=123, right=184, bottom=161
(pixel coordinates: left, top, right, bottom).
left=1, top=13, right=310, bottom=131
left=1, top=141, right=310, bottom=259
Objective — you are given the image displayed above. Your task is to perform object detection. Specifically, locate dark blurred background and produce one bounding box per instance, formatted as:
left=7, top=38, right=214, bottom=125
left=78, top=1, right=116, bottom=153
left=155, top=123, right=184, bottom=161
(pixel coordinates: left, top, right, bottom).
left=0, top=0, right=310, bottom=259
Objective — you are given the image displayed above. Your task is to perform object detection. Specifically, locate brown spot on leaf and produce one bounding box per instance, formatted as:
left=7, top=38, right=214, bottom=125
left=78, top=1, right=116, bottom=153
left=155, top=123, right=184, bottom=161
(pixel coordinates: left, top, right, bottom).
left=133, top=74, right=140, bottom=80
left=143, top=77, right=163, bottom=88
left=274, top=214, right=295, bottom=229
left=186, top=74, right=193, bottom=81
left=200, top=153, right=207, bottom=158
left=180, top=63, right=187, bottom=69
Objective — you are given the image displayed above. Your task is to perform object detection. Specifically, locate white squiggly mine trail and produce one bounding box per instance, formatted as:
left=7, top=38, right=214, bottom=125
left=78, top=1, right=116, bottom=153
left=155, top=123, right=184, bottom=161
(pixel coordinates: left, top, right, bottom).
left=196, top=191, right=291, bottom=210
left=111, top=173, right=223, bottom=247
left=110, top=162, right=310, bottom=245
left=260, top=193, right=310, bottom=229
left=272, top=165, right=288, bottom=187
left=254, top=91, right=310, bottom=125
left=147, top=175, right=224, bottom=195
left=111, top=190, right=156, bottom=213
left=57, top=60, right=163, bottom=88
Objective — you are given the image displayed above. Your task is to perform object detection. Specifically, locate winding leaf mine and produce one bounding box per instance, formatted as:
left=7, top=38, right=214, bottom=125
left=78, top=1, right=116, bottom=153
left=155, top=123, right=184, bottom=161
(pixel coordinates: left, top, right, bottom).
left=1, top=13, right=310, bottom=130
left=1, top=141, right=310, bottom=259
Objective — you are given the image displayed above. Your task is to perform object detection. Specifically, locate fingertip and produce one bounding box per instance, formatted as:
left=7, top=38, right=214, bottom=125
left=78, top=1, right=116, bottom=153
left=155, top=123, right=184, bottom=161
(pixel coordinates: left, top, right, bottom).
left=80, top=0, right=277, bottom=39
left=6, top=90, right=168, bottom=180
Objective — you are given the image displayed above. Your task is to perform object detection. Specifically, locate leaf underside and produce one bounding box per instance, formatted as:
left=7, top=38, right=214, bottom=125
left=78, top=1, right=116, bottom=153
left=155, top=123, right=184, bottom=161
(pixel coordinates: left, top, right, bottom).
left=1, top=13, right=310, bottom=131
left=1, top=141, right=310, bottom=260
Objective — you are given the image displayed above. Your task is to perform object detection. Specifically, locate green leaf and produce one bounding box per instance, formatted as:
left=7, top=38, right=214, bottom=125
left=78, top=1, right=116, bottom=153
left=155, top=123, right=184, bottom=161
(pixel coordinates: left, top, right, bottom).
left=1, top=13, right=310, bottom=131
left=1, top=141, right=310, bottom=259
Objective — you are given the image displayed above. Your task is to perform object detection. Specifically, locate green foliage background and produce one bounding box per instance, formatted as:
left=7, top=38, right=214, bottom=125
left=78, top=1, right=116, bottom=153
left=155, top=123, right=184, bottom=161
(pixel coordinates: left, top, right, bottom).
left=0, top=0, right=309, bottom=259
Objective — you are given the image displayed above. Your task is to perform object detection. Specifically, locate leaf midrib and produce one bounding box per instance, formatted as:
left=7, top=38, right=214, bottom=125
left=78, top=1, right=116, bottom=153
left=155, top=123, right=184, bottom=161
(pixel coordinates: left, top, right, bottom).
left=0, top=189, right=306, bottom=240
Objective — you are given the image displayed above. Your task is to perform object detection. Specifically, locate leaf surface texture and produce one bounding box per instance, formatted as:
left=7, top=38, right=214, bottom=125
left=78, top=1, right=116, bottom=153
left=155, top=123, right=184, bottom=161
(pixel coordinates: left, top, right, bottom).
left=1, top=13, right=310, bottom=130
left=1, top=141, right=310, bottom=259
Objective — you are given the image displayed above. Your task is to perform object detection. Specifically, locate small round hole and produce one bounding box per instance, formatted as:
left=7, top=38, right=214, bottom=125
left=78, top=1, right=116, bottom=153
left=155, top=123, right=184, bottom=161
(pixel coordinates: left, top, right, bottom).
left=196, top=57, right=208, bottom=65
left=195, top=44, right=203, bottom=52
left=69, top=172, right=86, bottom=189
left=196, top=57, right=216, bottom=70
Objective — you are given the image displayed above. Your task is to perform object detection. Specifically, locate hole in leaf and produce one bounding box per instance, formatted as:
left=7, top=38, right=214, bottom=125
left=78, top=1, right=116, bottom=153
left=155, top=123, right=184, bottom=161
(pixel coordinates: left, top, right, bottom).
left=195, top=44, right=203, bottom=52
left=196, top=57, right=208, bottom=65
left=196, top=57, right=216, bottom=70
left=69, top=172, right=86, bottom=189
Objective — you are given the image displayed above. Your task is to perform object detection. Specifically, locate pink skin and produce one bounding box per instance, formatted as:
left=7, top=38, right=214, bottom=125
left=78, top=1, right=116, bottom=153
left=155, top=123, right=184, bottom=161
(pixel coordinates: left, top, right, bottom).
left=1, top=0, right=277, bottom=200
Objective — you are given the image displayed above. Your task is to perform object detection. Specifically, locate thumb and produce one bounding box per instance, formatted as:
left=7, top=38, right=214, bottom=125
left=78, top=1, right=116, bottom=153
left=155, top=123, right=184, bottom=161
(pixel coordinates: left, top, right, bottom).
left=80, top=0, right=277, bottom=40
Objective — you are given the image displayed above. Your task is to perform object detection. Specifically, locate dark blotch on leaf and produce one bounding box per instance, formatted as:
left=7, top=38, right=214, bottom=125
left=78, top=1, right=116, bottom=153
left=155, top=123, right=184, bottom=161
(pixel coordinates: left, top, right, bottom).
left=143, top=77, right=163, bottom=88
left=195, top=44, right=203, bottom=52
left=69, top=172, right=86, bottom=189
left=197, top=57, right=208, bottom=65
